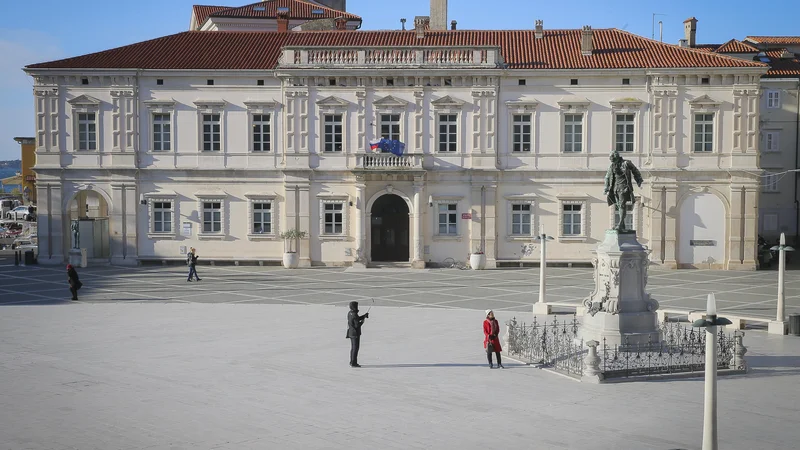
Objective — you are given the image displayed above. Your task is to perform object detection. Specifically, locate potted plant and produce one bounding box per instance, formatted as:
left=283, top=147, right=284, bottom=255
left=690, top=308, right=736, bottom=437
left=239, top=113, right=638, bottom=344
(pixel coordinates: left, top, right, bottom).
left=470, top=248, right=486, bottom=270
left=280, top=229, right=307, bottom=269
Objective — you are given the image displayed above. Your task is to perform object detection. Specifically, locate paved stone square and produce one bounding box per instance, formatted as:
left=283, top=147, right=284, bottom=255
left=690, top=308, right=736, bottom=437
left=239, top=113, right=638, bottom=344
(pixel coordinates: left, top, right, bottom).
left=1, top=304, right=799, bottom=450
left=2, top=263, right=800, bottom=321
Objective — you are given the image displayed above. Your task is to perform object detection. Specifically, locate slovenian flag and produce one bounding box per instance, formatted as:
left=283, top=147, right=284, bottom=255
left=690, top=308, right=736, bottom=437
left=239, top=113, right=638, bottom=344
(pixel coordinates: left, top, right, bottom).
left=369, top=139, right=381, bottom=152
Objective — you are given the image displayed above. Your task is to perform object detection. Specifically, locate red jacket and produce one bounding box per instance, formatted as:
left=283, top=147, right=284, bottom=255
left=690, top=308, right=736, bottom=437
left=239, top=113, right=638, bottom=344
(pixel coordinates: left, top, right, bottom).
left=483, top=318, right=502, bottom=352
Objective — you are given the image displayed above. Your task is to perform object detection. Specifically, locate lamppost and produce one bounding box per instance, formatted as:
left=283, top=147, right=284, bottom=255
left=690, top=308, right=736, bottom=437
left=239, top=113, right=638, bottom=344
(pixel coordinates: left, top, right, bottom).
left=769, top=232, right=794, bottom=335
left=533, top=233, right=555, bottom=315
left=692, top=293, right=732, bottom=450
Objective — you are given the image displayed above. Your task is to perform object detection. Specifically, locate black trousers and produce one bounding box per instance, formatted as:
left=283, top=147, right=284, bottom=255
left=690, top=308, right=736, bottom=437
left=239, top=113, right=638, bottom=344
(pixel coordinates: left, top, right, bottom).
left=69, top=286, right=78, bottom=300
left=350, top=337, right=361, bottom=365
left=487, top=351, right=502, bottom=366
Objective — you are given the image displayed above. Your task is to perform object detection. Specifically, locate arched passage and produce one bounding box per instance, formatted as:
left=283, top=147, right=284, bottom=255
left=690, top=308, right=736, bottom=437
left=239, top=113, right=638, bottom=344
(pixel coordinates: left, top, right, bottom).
left=66, top=189, right=111, bottom=260
left=370, top=194, right=410, bottom=262
left=678, top=192, right=726, bottom=267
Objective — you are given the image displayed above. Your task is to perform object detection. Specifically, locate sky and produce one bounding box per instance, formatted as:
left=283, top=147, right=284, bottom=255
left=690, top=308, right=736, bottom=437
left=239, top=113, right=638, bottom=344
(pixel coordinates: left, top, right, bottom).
left=1, top=0, right=798, bottom=160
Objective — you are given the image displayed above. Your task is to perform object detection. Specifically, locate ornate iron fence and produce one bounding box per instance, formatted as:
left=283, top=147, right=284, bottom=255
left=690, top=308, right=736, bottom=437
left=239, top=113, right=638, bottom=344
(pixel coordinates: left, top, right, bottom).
left=504, top=316, right=747, bottom=382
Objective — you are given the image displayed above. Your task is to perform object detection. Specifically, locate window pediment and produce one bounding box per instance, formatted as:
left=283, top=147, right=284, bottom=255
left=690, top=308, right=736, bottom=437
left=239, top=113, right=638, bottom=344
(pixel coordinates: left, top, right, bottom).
left=68, top=94, right=101, bottom=107
left=373, top=95, right=409, bottom=109
left=245, top=192, right=279, bottom=200
left=689, top=95, right=720, bottom=109
left=316, top=96, right=349, bottom=109
left=244, top=100, right=281, bottom=110
left=504, top=194, right=537, bottom=201
left=432, top=95, right=465, bottom=108
left=506, top=100, right=539, bottom=113
left=144, top=190, right=178, bottom=199
left=195, top=190, right=227, bottom=199
left=193, top=100, right=226, bottom=111
left=558, top=96, right=590, bottom=111
left=609, top=97, right=644, bottom=111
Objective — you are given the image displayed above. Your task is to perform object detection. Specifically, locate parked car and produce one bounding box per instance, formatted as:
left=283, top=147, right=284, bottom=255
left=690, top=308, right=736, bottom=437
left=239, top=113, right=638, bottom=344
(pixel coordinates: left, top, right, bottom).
left=5, top=206, right=33, bottom=221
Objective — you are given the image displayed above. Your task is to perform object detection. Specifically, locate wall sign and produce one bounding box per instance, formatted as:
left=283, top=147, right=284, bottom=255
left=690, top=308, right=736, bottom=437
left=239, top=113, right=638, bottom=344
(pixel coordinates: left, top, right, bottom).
left=690, top=240, right=716, bottom=246
left=462, top=213, right=472, bottom=220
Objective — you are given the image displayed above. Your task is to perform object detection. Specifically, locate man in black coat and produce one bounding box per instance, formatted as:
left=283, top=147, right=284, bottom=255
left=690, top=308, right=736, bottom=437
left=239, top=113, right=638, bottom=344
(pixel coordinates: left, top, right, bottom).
left=67, top=264, right=82, bottom=301
left=346, top=301, right=369, bottom=367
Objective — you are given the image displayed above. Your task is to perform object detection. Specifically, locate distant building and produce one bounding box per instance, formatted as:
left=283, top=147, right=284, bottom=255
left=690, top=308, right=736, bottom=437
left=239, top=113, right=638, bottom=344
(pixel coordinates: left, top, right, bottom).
left=13, top=137, right=37, bottom=204
left=23, top=2, right=768, bottom=269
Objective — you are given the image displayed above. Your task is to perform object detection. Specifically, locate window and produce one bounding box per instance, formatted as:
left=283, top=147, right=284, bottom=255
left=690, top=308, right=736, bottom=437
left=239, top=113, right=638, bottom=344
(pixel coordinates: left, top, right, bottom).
left=257, top=79, right=264, bottom=86
left=156, top=79, right=164, bottom=85
left=153, top=201, right=172, bottom=233
left=329, top=78, right=336, bottom=86
left=615, top=114, right=635, bottom=153
left=437, top=203, right=458, bottom=235
left=207, top=79, right=214, bottom=86
left=563, top=114, right=583, bottom=153
left=562, top=204, right=582, bottom=236
left=152, top=114, right=171, bottom=151
left=323, top=202, right=344, bottom=234
left=252, top=114, right=271, bottom=152
left=701, top=77, right=710, bottom=85
left=81, top=78, right=89, bottom=85
left=613, top=201, right=635, bottom=231
left=202, top=114, right=221, bottom=151
left=622, top=78, right=630, bottom=85
left=763, top=173, right=779, bottom=193
left=202, top=202, right=222, bottom=233
left=252, top=202, right=273, bottom=234
left=570, top=79, right=578, bottom=85
left=518, top=79, right=526, bottom=86
left=386, top=78, right=394, bottom=86
left=444, top=77, right=452, bottom=86
left=694, top=113, right=714, bottom=152
left=765, top=132, right=780, bottom=152
left=77, top=112, right=97, bottom=151
left=511, top=203, right=532, bottom=235
left=438, top=114, right=458, bottom=152
left=767, top=91, right=781, bottom=109
left=380, top=113, right=401, bottom=141
left=512, top=114, right=532, bottom=152
left=323, top=114, right=343, bottom=152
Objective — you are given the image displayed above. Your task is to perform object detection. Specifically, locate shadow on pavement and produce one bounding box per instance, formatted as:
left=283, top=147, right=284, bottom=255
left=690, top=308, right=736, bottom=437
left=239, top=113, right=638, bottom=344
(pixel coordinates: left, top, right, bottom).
left=360, top=363, right=529, bottom=368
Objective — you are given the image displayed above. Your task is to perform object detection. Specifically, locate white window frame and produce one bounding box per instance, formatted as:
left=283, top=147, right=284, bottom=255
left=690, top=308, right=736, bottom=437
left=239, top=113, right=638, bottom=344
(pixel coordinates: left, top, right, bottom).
left=693, top=113, right=716, bottom=153
left=614, top=113, right=636, bottom=153
left=689, top=96, right=720, bottom=154
left=244, top=193, right=279, bottom=240
left=194, top=100, right=226, bottom=153
left=609, top=98, right=643, bottom=154
left=68, top=95, right=101, bottom=152
left=763, top=173, right=780, bottom=193
left=437, top=113, right=459, bottom=153
left=372, top=95, right=409, bottom=146
left=379, top=113, right=402, bottom=141
left=144, top=99, right=176, bottom=153
left=152, top=113, right=172, bottom=152
left=563, top=114, right=584, bottom=153
left=558, top=197, right=588, bottom=241
left=766, top=90, right=781, bottom=109
left=558, top=98, right=590, bottom=154
left=196, top=193, right=227, bottom=239
left=436, top=201, right=459, bottom=236
left=505, top=101, right=538, bottom=154
left=316, top=96, right=349, bottom=155
left=244, top=101, right=280, bottom=154
left=322, top=114, right=344, bottom=152
left=764, top=131, right=780, bottom=153
left=251, top=113, right=272, bottom=152
left=510, top=201, right=535, bottom=237
left=77, top=112, right=97, bottom=151
left=318, top=196, right=349, bottom=239
left=511, top=114, right=533, bottom=152
left=432, top=96, right=465, bottom=154
left=609, top=196, right=639, bottom=232
left=145, top=193, right=178, bottom=239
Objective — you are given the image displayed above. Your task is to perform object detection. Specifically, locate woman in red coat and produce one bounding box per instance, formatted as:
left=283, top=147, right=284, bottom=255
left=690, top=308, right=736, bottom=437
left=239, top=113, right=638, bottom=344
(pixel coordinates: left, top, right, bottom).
left=483, top=310, right=504, bottom=369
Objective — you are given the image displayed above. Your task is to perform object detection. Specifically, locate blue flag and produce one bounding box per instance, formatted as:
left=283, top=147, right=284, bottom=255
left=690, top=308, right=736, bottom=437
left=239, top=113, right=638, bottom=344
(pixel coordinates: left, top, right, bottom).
left=377, top=138, right=405, bottom=157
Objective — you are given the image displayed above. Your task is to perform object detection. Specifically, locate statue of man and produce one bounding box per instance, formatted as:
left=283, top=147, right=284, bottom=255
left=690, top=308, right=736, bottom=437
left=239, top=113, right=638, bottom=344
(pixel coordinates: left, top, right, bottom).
left=604, top=150, right=643, bottom=232
left=71, top=220, right=80, bottom=249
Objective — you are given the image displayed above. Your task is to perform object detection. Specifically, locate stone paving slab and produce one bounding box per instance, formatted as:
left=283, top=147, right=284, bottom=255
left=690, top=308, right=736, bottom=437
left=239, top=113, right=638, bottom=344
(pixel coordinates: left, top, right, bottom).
left=2, top=264, right=800, bottom=320
left=1, top=304, right=799, bottom=450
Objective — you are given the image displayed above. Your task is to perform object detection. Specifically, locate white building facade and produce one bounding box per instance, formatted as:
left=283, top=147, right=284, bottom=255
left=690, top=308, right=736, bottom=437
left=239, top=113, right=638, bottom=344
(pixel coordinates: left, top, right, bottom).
left=26, top=15, right=769, bottom=269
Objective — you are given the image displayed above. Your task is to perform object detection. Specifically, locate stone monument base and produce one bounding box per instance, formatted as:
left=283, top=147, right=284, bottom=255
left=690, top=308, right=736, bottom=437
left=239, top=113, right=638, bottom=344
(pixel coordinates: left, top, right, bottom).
left=69, top=249, right=83, bottom=268
left=580, top=310, right=660, bottom=346
left=768, top=320, right=787, bottom=335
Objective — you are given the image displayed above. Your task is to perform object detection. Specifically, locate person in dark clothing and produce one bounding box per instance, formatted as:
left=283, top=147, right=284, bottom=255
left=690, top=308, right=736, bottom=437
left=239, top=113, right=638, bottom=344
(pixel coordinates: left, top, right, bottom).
left=346, top=301, right=369, bottom=367
left=67, top=264, right=82, bottom=301
left=484, top=309, right=504, bottom=369
left=187, top=247, right=201, bottom=282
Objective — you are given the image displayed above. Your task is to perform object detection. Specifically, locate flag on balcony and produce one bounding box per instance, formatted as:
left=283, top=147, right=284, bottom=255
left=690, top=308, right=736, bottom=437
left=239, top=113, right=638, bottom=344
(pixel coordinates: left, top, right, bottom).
left=369, top=139, right=381, bottom=151
left=387, top=139, right=405, bottom=157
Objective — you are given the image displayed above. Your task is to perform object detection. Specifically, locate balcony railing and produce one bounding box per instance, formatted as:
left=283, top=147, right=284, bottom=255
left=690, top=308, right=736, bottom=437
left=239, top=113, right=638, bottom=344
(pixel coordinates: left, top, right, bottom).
left=279, top=46, right=502, bottom=69
left=356, top=153, right=422, bottom=169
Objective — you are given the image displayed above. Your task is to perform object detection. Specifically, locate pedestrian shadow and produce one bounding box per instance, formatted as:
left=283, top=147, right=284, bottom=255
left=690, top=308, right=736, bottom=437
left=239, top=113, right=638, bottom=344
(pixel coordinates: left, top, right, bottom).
left=361, top=363, right=530, bottom=369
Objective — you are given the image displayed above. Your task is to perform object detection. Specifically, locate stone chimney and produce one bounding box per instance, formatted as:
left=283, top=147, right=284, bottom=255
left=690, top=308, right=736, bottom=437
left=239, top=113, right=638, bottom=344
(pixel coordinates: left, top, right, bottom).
left=414, top=16, right=430, bottom=39
left=277, top=11, right=289, bottom=32
left=535, top=19, right=543, bottom=39
left=335, top=17, right=348, bottom=30
left=430, top=0, right=447, bottom=30
left=450, top=20, right=457, bottom=30
left=581, top=25, right=593, bottom=56
left=683, top=17, right=697, bottom=48
left=316, top=0, right=346, bottom=11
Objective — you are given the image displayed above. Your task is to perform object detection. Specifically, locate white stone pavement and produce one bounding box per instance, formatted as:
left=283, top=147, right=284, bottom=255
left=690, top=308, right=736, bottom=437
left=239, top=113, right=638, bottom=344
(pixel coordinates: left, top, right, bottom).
left=1, top=304, right=799, bottom=450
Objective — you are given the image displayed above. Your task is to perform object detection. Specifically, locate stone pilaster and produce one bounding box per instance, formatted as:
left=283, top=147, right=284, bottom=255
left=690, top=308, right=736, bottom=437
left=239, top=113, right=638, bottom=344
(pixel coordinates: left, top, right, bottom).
left=411, top=179, right=425, bottom=268
left=663, top=186, right=678, bottom=268
left=728, top=185, right=745, bottom=269
left=37, top=183, right=65, bottom=265
left=353, top=177, right=367, bottom=268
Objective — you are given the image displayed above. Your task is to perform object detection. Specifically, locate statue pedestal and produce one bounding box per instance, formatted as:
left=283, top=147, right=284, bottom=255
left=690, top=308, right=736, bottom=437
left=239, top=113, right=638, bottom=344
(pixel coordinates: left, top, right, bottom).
left=69, top=249, right=82, bottom=267
left=579, top=230, right=660, bottom=346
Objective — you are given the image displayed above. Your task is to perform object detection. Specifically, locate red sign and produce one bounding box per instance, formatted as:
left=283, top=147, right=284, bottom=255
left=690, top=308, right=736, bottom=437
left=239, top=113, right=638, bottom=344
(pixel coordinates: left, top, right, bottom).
left=25, top=175, right=36, bottom=182
left=461, top=213, right=472, bottom=220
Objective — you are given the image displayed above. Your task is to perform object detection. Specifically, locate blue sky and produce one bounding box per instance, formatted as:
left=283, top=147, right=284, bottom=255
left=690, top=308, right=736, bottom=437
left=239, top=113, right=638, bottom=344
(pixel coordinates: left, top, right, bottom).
left=1, top=0, right=798, bottom=160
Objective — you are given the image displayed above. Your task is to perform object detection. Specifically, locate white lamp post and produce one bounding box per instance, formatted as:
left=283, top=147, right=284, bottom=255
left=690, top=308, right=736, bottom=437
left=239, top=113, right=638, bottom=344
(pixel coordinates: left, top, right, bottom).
left=769, top=232, right=794, bottom=335
left=533, top=233, right=555, bottom=315
left=693, top=293, right=732, bottom=450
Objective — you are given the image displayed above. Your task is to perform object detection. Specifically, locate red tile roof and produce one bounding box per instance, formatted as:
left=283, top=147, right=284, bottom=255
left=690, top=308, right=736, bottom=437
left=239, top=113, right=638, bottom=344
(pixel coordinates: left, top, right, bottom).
left=211, top=0, right=360, bottom=21
left=26, top=29, right=768, bottom=71
left=193, top=5, right=231, bottom=30
left=694, top=44, right=721, bottom=53
left=762, top=49, right=800, bottom=78
left=745, top=36, right=800, bottom=45
left=715, top=39, right=758, bottom=53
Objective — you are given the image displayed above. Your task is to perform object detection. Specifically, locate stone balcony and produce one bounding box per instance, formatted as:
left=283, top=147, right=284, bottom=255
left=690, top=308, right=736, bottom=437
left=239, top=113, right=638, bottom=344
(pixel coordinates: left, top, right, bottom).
left=278, top=46, right=503, bottom=69
left=355, top=153, right=422, bottom=170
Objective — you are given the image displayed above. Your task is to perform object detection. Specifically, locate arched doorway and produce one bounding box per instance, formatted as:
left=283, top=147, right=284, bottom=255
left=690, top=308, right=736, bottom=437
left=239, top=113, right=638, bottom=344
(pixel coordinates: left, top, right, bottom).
left=678, top=192, right=726, bottom=267
left=370, top=194, right=410, bottom=262
left=66, top=190, right=111, bottom=260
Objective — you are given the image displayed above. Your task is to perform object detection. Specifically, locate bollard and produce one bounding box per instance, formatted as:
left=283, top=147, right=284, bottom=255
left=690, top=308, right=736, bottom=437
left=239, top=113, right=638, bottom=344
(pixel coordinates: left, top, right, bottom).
left=14, top=250, right=19, bottom=266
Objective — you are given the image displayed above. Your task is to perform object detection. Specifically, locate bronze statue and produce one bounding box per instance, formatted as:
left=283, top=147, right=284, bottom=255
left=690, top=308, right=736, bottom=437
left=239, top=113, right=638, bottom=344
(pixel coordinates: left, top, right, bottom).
left=604, top=150, right=643, bottom=233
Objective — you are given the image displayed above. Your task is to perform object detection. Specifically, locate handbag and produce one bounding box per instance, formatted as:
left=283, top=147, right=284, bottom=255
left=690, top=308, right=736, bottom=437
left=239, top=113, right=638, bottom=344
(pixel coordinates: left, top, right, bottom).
left=486, top=337, right=494, bottom=353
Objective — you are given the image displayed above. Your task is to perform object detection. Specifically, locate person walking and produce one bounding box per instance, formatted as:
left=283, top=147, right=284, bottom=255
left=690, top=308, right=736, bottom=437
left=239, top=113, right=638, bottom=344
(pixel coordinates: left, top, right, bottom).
left=346, top=301, right=369, bottom=367
left=67, top=264, right=82, bottom=301
left=484, top=310, right=503, bottom=369
left=187, top=247, right=201, bottom=282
